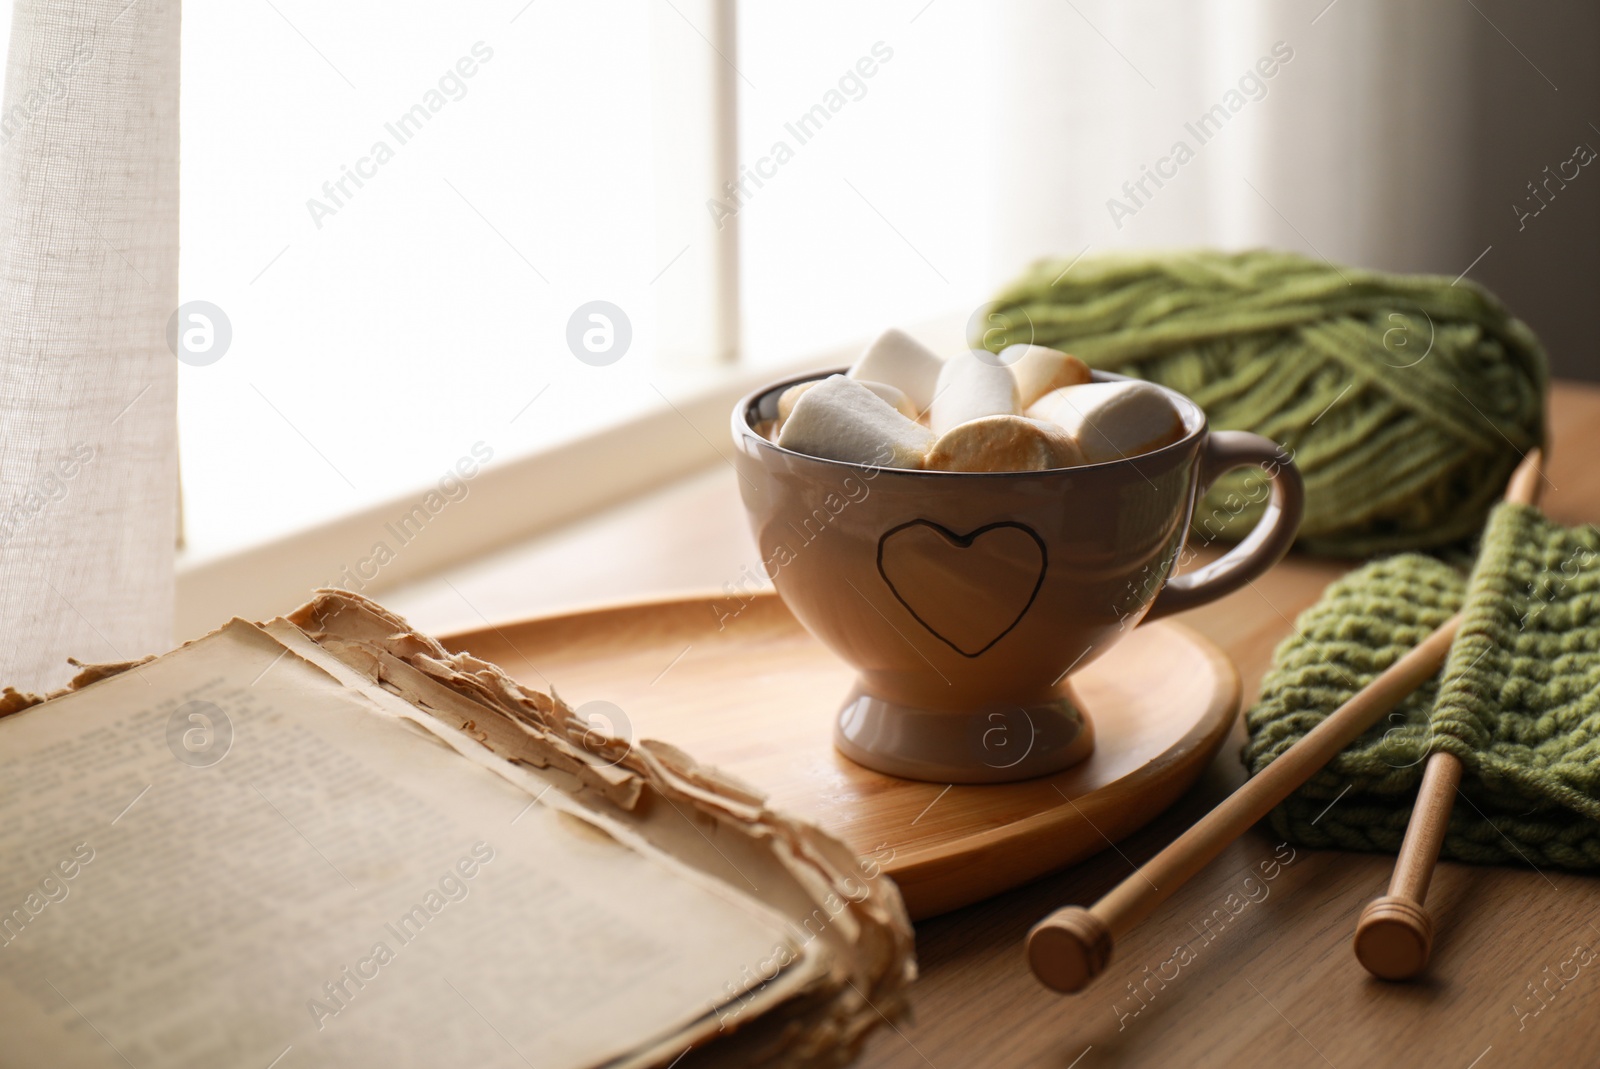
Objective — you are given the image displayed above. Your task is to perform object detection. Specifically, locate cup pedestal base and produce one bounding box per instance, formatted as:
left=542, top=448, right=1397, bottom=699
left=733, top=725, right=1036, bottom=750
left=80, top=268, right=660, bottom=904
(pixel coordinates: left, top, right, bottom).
left=833, top=683, right=1095, bottom=784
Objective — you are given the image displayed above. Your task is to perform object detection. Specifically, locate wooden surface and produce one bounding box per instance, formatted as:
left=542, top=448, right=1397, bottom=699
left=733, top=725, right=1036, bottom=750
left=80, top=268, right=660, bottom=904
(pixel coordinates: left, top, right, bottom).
left=384, top=382, right=1600, bottom=1069
left=441, top=597, right=1239, bottom=919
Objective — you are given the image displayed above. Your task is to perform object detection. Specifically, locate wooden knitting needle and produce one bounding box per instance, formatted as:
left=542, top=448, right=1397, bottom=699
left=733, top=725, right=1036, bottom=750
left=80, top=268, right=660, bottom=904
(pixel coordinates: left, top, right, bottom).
left=1026, top=449, right=1547, bottom=994
left=1353, top=448, right=1545, bottom=980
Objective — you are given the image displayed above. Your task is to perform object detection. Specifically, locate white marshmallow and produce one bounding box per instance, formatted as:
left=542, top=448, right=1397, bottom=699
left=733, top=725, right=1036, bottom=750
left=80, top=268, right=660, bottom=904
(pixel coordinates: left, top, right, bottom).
left=778, top=378, right=917, bottom=423
left=926, top=415, right=1086, bottom=473
left=1026, top=381, right=1185, bottom=464
left=777, top=375, right=935, bottom=469
left=928, top=351, right=1021, bottom=436
left=848, top=328, right=944, bottom=414
left=1001, top=345, right=1092, bottom=407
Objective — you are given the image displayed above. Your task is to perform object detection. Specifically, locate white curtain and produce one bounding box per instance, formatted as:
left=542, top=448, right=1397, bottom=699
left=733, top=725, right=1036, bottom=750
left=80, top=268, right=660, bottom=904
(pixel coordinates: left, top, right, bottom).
left=0, top=0, right=179, bottom=692
left=987, top=0, right=1480, bottom=278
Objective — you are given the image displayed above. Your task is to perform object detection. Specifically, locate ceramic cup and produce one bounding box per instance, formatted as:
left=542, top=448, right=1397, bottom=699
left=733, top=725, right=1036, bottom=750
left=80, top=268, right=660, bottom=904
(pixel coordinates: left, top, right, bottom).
left=731, top=368, right=1304, bottom=783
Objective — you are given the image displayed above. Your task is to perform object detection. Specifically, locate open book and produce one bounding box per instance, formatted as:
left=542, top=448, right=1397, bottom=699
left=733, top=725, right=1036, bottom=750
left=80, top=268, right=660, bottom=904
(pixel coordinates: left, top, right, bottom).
left=0, top=592, right=914, bottom=1069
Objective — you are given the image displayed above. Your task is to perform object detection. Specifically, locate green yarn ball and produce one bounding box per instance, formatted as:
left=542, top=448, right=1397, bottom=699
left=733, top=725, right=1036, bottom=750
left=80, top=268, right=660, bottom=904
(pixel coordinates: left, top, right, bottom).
left=979, top=249, right=1548, bottom=556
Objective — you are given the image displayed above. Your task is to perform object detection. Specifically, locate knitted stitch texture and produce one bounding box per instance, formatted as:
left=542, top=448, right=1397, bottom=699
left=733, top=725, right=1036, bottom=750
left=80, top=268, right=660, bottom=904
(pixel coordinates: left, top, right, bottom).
left=1243, top=503, right=1600, bottom=870
left=980, top=250, right=1548, bottom=556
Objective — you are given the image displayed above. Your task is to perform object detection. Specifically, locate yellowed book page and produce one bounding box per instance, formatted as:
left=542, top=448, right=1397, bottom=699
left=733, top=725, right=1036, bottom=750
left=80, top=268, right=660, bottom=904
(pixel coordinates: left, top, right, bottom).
left=0, top=622, right=807, bottom=1069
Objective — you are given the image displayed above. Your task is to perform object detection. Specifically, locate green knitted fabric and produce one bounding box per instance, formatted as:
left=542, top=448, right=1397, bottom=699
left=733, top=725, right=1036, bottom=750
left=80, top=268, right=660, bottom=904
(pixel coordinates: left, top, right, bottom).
left=980, top=249, right=1548, bottom=556
left=1243, top=503, right=1600, bottom=869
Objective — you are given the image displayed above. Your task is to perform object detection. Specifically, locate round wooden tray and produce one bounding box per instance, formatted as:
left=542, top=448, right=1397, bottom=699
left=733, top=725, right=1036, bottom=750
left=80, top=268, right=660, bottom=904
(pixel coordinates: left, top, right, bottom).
left=441, top=592, right=1239, bottom=919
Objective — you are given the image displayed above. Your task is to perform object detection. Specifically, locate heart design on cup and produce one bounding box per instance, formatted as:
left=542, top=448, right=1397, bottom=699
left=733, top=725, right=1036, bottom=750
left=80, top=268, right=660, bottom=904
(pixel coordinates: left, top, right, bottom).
left=876, top=520, right=1048, bottom=658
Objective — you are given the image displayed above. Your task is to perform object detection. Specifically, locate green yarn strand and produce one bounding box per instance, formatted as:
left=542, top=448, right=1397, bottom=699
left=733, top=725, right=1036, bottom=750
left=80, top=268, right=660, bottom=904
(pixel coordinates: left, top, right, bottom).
left=981, top=249, right=1548, bottom=556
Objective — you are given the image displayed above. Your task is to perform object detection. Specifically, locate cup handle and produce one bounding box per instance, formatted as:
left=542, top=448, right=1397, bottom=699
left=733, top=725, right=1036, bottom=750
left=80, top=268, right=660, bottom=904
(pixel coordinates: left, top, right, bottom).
left=1143, top=431, right=1305, bottom=622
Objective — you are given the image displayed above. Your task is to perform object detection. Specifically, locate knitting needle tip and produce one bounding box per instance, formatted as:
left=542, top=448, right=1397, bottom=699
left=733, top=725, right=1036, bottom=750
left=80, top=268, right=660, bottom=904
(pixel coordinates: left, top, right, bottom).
left=1027, top=907, right=1112, bottom=993
left=1506, top=447, right=1545, bottom=507
left=1354, top=896, right=1434, bottom=980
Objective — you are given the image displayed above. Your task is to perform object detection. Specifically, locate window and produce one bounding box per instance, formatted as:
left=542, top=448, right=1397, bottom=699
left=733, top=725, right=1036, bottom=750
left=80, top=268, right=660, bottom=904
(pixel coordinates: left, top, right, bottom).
left=734, top=2, right=993, bottom=366
left=181, top=1, right=668, bottom=556
left=177, top=0, right=1004, bottom=562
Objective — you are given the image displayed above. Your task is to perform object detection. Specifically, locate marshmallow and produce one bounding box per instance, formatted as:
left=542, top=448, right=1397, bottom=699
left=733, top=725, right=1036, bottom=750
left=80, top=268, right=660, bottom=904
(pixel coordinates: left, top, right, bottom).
left=848, top=328, right=944, bottom=414
left=1027, top=381, right=1185, bottom=463
left=1002, top=345, right=1092, bottom=407
left=925, top=415, right=1086, bottom=473
left=928, top=351, right=1021, bottom=436
left=778, top=378, right=917, bottom=423
left=777, top=374, right=935, bottom=469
